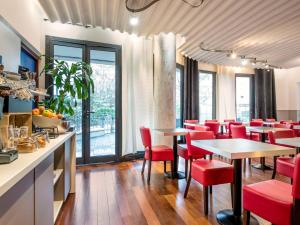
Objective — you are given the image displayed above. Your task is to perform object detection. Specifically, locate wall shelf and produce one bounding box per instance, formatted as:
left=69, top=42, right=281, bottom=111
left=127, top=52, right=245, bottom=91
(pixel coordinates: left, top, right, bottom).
left=53, top=169, right=63, bottom=186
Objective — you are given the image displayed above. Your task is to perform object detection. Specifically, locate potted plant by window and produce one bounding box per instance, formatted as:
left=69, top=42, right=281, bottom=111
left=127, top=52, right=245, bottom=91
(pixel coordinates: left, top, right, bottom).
left=32, top=57, right=94, bottom=132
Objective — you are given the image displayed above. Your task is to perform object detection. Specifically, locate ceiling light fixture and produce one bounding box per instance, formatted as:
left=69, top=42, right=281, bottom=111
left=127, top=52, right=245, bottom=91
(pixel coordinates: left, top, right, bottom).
left=129, top=16, right=139, bottom=26
left=125, top=0, right=206, bottom=13
left=199, top=42, right=281, bottom=69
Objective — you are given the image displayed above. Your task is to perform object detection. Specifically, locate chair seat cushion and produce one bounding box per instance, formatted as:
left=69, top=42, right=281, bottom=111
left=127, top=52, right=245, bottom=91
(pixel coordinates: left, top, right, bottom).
left=277, top=157, right=295, bottom=178
left=243, top=180, right=293, bottom=225
left=191, top=159, right=234, bottom=186
left=178, top=144, right=212, bottom=160
left=144, top=145, right=174, bottom=161
left=246, top=133, right=260, bottom=141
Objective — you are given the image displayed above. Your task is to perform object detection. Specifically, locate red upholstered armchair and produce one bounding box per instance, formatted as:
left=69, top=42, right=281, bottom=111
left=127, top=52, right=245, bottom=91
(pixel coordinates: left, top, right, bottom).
left=184, top=120, right=199, bottom=130
left=243, top=154, right=300, bottom=225
left=140, top=127, right=174, bottom=184
left=268, top=130, right=296, bottom=180
left=184, top=132, right=234, bottom=215
left=178, top=131, right=215, bottom=178
left=204, top=122, right=220, bottom=136
left=224, top=119, right=235, bottom=133
left=266, top=118, right=276, bottom=122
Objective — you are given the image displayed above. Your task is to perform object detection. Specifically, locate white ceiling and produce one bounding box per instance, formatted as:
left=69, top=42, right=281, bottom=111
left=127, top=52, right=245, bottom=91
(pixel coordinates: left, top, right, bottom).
left=38, top=0, right=300, bottom=68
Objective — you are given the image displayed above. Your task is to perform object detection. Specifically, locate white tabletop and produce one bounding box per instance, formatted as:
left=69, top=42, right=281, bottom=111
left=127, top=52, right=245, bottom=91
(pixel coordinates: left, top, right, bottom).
left=191, top=138, right=295, bottom=160
left=293, top=125, right=300, bottom=129
left=155, top=128, right=194, bottom=136
left=263, top=121, right=279, bottom=125
left=246, top=126, right=289, bottom=133
left=0, top=132, right=75, bottom=197
left=184, top=122, right=248, bottom=127
left=276, top=137, right=300, bottom=147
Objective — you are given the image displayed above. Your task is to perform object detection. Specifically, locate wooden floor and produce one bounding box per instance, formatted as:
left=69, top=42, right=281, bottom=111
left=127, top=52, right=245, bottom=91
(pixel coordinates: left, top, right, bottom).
left=55, top=157, right=290, bottom=225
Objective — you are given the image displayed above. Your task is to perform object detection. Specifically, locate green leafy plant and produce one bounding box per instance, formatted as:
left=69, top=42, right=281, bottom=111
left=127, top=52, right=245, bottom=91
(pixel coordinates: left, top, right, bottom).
left=42, top=57, right=94, bottom=116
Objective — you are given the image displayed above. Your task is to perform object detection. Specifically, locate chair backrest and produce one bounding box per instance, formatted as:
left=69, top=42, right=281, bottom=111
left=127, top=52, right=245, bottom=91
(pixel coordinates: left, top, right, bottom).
left=194, top=125, right=210, bottom=131
left=280, top=120, right=293, bottom=124
left=205, top=119, right=218, bottom=122
left=228, top=122, right=243, bottom=136
left=250, top=121, right=263, bottom=127
left=186, top=131, right=215, bottom=157
left=140, top=127, right=152, bottom=150
left=292, top=154, right=300, bottom=199
left=273, top=123, right=288, bottom=128
left=266, top=118, right=276, bottom=122
left=231, top=125, right=247, bottom=139
left=252, top=118, right=263, bottom=121
left=268, top=129, right=295, bottom=144
left=184, top=120, right=199, bottom=130
left=204, top=122, right=220, bottom=135
left=224, top=119, right=235, bottom=123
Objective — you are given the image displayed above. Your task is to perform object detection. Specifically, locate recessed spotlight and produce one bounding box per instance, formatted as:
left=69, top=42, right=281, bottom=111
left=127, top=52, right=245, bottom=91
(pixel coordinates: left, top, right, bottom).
left=230, top=52, right=237, bottom=59
left=241, top=58, right=248, bottom=66
left=129, top=16, right=139, bottom=26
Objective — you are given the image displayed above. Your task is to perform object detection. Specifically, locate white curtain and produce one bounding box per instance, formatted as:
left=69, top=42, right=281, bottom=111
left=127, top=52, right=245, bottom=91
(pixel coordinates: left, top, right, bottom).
left=122, top=35, right=154, bottom=156
left=216, top=65, right=236, bottom=121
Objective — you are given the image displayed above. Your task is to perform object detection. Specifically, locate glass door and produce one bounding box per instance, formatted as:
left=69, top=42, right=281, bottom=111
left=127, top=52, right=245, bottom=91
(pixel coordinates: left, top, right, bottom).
left=46, top=37, right=122, bottom=164
left=86, top=47, right=121, bottom=163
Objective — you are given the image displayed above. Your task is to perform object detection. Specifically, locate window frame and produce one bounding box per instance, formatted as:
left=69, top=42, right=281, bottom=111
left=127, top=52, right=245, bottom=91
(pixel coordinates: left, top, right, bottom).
left=176, top=63, right=184, bottom=128
left=198, top=70, right=217, bottom=121
left=235, top=73, right=254, bottom=122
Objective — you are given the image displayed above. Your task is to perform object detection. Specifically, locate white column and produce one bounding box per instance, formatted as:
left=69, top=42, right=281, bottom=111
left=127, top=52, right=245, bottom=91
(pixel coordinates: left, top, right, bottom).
left=153, top=33, right=176, bottom=146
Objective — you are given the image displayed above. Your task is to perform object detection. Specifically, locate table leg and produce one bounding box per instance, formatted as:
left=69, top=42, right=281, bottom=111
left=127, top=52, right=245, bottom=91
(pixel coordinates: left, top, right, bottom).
left=221, top=125, right=224, bottom=134
left=251, top=133, right=272, bottom=171
left=165, top=136, right=185, bottom=179
left=216, top=159, right=259, bottom=225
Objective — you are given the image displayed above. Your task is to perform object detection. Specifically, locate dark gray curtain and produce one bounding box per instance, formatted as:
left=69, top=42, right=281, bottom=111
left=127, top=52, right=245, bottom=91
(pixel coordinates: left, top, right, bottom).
left=183, top=57, right=199, bottom=121
left=251, top=69, right=277, bottom=120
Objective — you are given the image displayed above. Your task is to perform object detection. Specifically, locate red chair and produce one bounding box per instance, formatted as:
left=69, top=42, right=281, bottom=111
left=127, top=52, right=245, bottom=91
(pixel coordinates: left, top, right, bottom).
left=184, top=120, right=199, bottom=130
left=280, top=120, right=293, bottom=124
left=266, top=118, right=276, bottom=122
left=249, top=120, right=263, bottom=127
left=194, top=125, right=210, bottom=131
left=184, top=132, right=234, bottom=215
left=268, top=130, right=296, bottom=180
left=231, top=125, right=260, bottom=141
left=178, top=131, right=215, bottom=178
left=218, top=122, right=242, bottom=139
left=273, top=123, right=289, bottom=128
left=205, top=119, right=218, bottom=122
left=140, top=127, right=174, bottom=184
left=224, top=119, right=235, bottom=133
left=243, top=154, right=300, bottom=225
left=204, top=122, right=220, bottom=136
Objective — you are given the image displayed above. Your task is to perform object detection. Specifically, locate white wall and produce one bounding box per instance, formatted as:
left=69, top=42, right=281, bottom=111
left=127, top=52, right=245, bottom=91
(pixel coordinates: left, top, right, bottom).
left=0, top=20, right=21, bottom=72
left=275, top=66, right=300, bottom=111
left=0, top=0, right=45, bottom=52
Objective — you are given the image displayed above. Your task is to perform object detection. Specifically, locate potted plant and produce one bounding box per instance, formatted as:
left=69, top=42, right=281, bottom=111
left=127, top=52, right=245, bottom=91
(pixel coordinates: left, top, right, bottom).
left=32, top=57, right=94, bottom=131
left=43, top=58, right=94, bottom=116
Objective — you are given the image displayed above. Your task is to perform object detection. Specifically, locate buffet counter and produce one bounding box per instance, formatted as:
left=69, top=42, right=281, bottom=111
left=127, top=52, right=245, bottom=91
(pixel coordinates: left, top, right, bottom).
left=0, top=132, right=76, bottom=225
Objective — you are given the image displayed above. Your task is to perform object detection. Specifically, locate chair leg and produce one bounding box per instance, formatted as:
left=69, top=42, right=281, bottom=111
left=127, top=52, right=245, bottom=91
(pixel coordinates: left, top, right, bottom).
left=242, top=209, right=250, bottom=225
left=184, top=172, right=191, bottom=198
left=147, top=160, right=152, bottom=184
left=203, top=186, right=209, bottom=215
left=248, top=158, right=251, bottom=165
left=243, top=159, right=246, bottom=172
left=272, top=156, right=278, bottom=179
left=141, top=158, right=146, bottom=175
left=164, top=161, right=167, bottom=173
left=185, top=159, right=188, bottom=179
left=171, top=160, right=174, bottom=179
left=230, top=183, right=234, bottom=208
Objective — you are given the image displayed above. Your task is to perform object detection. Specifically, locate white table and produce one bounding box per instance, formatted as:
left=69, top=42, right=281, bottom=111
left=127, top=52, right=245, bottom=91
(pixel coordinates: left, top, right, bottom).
left=192, top=138, right=295, bottom=225
left=276, top=137, right=300, bottom=153
left=246, top=126, right=291, bottom=170
left=155, top=128, right=194, bottom=179
left=263, top=121, right=279, bottom=127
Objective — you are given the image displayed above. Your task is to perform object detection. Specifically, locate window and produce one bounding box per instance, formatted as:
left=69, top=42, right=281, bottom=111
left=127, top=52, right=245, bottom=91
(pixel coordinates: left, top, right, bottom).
left=236, top=75, right=252, bottom=122
left=199, top=71, right=216, bottom=122
left=175, top=64, right=183, bottom=128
